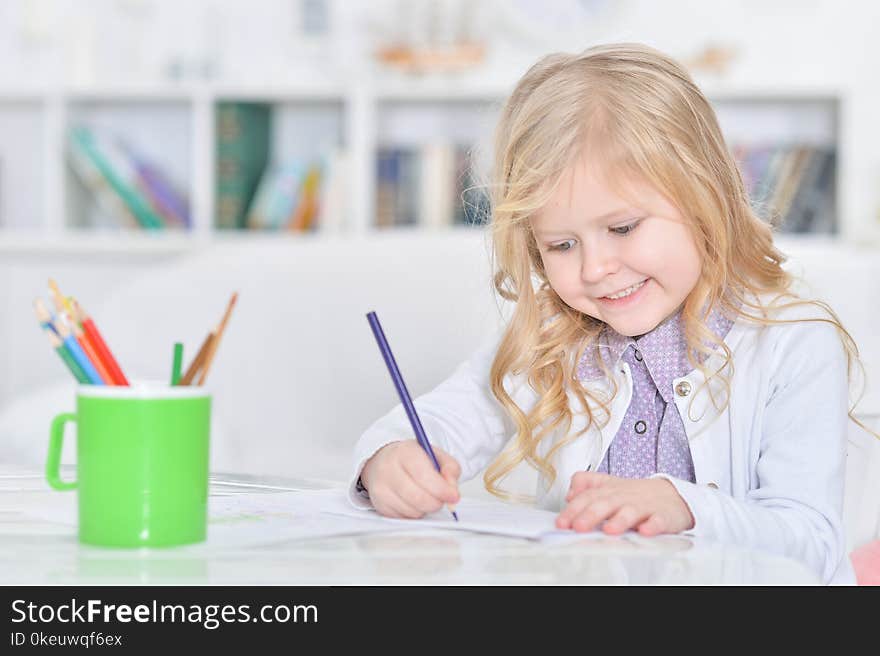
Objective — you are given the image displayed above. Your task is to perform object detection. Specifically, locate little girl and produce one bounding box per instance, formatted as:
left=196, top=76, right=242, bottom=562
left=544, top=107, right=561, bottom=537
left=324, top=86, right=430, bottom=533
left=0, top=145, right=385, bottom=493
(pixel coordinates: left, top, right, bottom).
left=349, top=43, right=868, bottom=584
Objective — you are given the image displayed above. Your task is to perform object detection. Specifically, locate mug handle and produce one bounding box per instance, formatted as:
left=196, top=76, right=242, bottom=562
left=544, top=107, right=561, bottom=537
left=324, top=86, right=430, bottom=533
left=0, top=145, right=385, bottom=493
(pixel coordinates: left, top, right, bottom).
left=47, top=412, right=77, bottom=491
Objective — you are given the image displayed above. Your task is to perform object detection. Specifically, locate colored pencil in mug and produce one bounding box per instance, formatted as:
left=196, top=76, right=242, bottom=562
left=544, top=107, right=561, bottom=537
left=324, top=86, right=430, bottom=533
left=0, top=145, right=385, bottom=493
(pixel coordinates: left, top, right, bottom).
left=196, top=292, right=238, bottom=386
left=38, top=309, right=60, bottom=337
left=71, top=300, right=130, bottom=386
left=179, top=332, right=216, bottom=386
left=48, top=279, right=76, bottom=326
left=47, top=290, right=109, bottom=384
left=35, top=299, right=103, bottom=385
left=49, top=280, right=123, bottom=384
left=171, top=342, right=184, bottom=386
left=61, top=310, right=113, bottom=385
left=34, top=302, right=90, bottom=384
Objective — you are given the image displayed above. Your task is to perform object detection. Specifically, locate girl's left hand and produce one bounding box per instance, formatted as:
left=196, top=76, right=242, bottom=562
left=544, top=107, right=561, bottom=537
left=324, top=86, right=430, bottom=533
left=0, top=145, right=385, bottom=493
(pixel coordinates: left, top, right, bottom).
left=555, top=472, right=695, bottom=536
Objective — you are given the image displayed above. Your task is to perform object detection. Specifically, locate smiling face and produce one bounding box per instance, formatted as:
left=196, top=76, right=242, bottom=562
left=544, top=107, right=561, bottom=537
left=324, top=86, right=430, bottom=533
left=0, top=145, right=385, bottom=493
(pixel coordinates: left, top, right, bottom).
left=530, top=157, right=703, bottom=337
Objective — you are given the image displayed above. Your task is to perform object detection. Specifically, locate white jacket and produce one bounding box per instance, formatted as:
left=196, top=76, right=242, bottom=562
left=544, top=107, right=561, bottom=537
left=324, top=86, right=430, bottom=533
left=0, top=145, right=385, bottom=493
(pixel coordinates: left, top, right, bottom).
left=349, top=300, right=856, bottom=584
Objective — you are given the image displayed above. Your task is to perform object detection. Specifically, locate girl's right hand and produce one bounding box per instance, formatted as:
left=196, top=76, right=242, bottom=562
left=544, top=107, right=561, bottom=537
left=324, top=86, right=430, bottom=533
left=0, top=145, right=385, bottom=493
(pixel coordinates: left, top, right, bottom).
left=359, top=440, right=461, bottom=519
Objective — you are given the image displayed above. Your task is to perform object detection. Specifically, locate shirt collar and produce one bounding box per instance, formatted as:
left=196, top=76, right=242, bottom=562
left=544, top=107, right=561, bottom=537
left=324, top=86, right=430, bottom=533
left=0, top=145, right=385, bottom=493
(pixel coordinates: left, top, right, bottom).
left=577, top=302, right=735, bottom=401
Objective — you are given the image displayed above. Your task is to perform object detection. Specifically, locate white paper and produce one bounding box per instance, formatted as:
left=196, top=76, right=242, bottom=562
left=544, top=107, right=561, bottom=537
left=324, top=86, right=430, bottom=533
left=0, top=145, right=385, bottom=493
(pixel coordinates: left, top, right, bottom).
left=212, top=489, right=583, bottom=541
left=204, top=500, right=410, bottom=549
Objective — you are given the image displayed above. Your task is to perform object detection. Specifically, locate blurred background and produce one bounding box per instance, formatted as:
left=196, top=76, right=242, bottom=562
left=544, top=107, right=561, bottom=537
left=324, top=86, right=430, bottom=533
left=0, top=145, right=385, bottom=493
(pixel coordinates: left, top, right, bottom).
left=0, top=1, right=879, bottom=502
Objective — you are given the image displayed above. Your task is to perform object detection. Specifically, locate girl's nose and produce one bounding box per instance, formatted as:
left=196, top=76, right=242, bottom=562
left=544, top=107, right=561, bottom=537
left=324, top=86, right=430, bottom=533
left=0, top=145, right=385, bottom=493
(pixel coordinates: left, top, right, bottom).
left=580, top=241, right=619, bottom=284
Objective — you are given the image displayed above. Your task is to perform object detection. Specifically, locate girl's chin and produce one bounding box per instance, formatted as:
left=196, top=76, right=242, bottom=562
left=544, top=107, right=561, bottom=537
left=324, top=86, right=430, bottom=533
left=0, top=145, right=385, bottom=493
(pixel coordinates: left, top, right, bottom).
left=604, top=312, right=665, bottom=337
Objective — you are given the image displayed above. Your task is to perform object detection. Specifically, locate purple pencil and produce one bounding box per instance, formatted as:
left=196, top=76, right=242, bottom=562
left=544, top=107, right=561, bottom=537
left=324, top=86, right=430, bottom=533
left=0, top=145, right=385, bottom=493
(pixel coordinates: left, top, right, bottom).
left=366, top=311, right=459, bottom=521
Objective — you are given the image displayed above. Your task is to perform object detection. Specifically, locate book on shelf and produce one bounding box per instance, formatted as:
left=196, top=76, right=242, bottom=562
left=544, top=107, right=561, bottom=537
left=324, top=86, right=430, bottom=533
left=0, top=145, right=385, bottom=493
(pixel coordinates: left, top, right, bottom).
left=246, top=160, right=308, bottom=230
left=419, top=142, right=455, bottom=229
left=734, top=143, right=836, bottom=233
left=243, top=148, right=345, bottom=232
left=215, top=102, right=272, bottom=230
left=784, top=149, right=835, bottom=233
left=121, top=141, right=191, bottom=229
left=376, top=147, right=419, bottom=228
left=287, top=163, right=322, bottom=232
left=67, top=126, right=186, bottom=231
left=375, top=142, right=490, bottom=228
left=67, top=129, right=139, bottom=230
left=318, top=147, right=349, bottom=234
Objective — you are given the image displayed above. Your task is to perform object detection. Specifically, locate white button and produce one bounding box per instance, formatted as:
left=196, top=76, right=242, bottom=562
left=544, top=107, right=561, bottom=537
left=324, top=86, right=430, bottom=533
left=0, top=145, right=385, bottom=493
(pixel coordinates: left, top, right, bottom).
left=675, top=381, right=692, bottom=397
left=707, top=482, right=719, bottom=489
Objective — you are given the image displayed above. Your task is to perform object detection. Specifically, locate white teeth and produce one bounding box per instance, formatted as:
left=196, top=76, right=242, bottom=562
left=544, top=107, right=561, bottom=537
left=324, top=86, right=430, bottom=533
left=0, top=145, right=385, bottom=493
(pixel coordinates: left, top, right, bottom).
left=604, top=280, right=646, bottom=300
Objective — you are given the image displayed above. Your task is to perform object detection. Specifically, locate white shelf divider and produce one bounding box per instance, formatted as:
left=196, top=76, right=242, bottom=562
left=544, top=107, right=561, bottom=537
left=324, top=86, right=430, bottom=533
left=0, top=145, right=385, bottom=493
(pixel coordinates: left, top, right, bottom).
left=191, top=87, right=214, bottom=244
left=347, top=80, right=376, bottom=234
left=44, top=94, right=66, bottom=235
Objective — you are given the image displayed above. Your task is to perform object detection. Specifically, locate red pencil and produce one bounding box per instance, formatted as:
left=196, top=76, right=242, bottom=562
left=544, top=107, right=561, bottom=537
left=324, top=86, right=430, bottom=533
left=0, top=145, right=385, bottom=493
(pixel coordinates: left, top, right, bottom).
left=72, top=300, right=130, bottom=386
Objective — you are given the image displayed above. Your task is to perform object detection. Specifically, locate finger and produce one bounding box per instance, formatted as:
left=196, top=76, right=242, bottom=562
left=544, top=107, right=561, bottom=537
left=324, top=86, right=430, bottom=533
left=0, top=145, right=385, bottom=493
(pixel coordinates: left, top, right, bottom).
left=556, top=489, right=599, bottom=528
left=435, top=449, right=462, bottom=507
left=567, top=472, right=610, bottom=501
left=637, top=514, right=666, bottom=537
left=556, top=489, right=610, bottom=529
left=435, top=448, right=462, bottom=482
left=602, top=504, right=651, bottom=535
left=402, top=451, right=460, bottom=504
left=372, top=484, right=425, bottom=519
left=569, top=496, right=620, bottom=533
left=440, top=466, right=460, bottom=505
left=370, top=474, right=421, bottom=519
left=395, top=471, right=448, bottom=516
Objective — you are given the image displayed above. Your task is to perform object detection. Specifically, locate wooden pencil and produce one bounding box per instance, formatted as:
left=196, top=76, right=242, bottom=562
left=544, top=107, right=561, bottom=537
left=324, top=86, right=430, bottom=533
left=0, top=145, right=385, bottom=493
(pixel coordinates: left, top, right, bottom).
left=180, top=332, right=215, bottom=386
left=196, top=292, right=238, bottom=386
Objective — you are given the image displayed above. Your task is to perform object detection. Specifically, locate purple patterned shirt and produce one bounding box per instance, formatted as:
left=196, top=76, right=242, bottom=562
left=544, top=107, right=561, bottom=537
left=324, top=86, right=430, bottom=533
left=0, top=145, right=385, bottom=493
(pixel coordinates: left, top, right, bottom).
left=576, top=305, right=734, bottom=482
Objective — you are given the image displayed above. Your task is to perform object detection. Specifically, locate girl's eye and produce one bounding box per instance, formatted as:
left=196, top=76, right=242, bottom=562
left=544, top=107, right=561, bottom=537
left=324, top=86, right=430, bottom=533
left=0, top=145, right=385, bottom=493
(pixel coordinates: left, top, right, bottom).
left=610, top=220, right=641, bottom=236
left=548, top=240, right=575, bottom=252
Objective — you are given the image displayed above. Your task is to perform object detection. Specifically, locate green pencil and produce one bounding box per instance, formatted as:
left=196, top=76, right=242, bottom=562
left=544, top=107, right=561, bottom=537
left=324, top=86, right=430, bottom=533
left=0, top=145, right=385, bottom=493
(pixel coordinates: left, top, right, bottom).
left=49, top=327, right=90, bottom=384
left=35, top=299, right=90, bottom=384
left=171, top=342, right=184, bottom=386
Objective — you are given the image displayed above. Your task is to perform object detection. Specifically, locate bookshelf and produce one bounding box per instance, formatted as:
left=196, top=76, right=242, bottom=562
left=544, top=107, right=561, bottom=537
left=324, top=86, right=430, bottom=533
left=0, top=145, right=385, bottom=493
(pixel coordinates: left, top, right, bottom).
left=0, top=80, right=860, bottom=255
left=712, top=93, right=839, bottom=233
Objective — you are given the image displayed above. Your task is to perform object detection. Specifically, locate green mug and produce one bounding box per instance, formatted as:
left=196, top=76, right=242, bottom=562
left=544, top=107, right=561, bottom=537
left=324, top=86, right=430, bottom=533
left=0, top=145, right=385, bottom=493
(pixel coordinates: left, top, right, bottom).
left=46, top=382, right=211, bottom=548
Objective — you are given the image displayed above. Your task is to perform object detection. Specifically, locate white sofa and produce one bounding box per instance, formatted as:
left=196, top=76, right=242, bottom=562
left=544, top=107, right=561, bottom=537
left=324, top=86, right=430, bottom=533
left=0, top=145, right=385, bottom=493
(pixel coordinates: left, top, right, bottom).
left=0, top=229, right=877, bottom=550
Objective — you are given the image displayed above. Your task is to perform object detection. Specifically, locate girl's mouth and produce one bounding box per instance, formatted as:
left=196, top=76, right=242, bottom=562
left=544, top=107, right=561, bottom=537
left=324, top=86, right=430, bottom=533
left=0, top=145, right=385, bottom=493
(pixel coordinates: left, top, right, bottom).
left=597, top=278, right=650, bottom=308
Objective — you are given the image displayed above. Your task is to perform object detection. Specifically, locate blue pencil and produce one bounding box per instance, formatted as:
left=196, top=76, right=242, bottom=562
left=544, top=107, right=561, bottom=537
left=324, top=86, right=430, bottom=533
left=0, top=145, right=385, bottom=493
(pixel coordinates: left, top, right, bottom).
left=54, top=316, right=105, bottom=385
left=366, top=311, right=458, bottom=521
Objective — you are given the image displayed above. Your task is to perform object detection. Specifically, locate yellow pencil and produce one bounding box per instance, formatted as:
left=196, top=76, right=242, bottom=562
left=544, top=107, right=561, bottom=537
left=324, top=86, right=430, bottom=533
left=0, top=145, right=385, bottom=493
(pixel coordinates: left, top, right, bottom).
left=48, top=279, right=77, bottom=327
